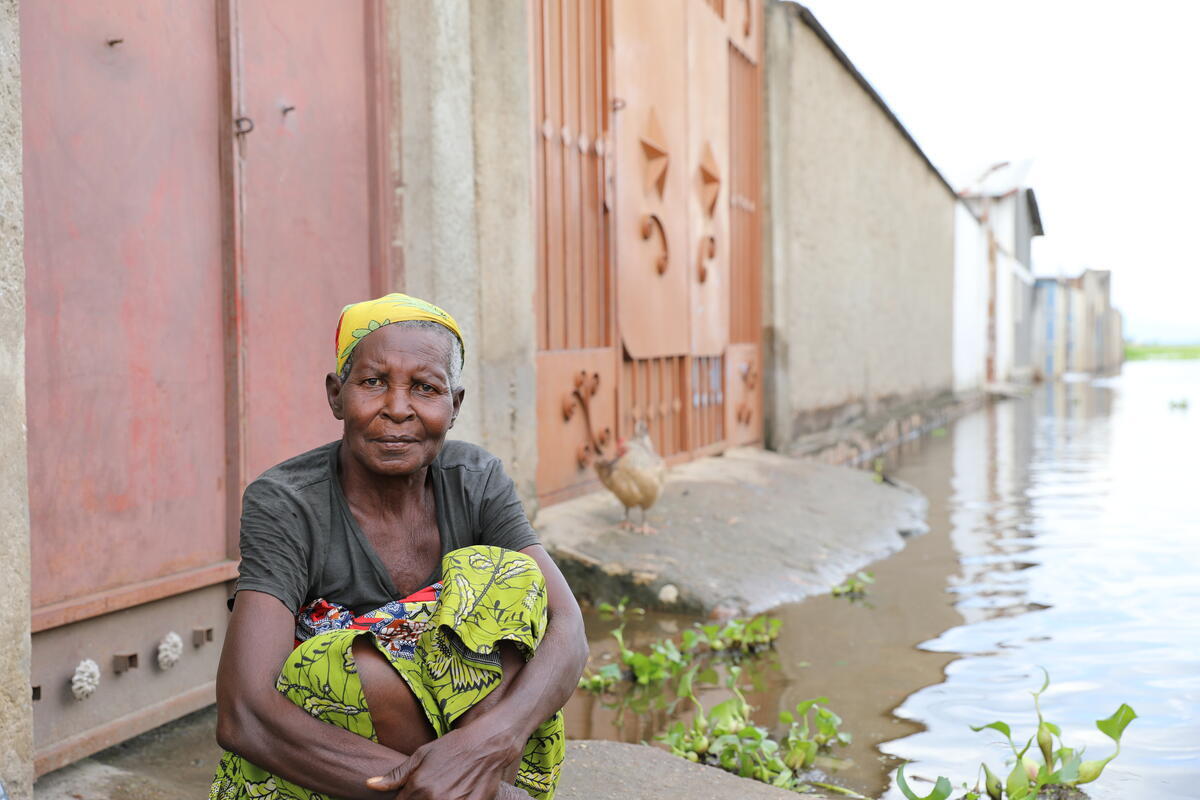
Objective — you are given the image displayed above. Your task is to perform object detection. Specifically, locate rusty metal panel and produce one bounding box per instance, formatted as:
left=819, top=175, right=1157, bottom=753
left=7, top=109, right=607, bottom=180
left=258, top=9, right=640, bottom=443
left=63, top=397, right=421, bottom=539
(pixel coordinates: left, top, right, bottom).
left=612, top=0, right=690, bottom=358
left=22, top=1, right=229, bottom=610
left=31, top=584, right=230, bottom=775
left=687, top=0, right=731, bottom=356
left=536, top=349, right=619, bottom=503
left=726, top=0, right=761, bottom=64
left=725, top=342, right=762, bottom=445
left=729, top=43, right=762, bottom=344
left=237, top=1, right=375, bottom=481
left=534, top=0, right=611, bottom=351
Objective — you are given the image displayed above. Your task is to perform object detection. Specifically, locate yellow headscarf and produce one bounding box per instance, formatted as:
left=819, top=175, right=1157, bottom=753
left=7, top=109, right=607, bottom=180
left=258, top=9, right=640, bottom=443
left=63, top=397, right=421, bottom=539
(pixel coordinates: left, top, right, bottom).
left=334, top=293, right=465, bottom=376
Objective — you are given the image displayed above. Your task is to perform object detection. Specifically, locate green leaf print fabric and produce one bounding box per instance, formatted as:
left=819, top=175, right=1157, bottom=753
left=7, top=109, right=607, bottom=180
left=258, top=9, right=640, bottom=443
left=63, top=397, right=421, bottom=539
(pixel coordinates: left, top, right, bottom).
left=210, top=545, right=565, bottom=800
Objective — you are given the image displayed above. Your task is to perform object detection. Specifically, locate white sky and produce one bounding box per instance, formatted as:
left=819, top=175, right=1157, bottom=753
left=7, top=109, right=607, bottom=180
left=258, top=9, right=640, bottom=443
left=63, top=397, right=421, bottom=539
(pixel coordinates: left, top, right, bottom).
left=797, top=0, right=1200, bottom=343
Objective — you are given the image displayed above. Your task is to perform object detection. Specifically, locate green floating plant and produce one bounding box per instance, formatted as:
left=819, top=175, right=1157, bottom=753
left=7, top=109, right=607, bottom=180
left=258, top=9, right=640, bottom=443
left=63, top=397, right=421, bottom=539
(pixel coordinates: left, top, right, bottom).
left=967, top=668, right=1137, bottom=799
left=895, top=763, right=953, bottom=800
left=659, top=666, right=858, bottom=795
left=578, top=612, right=782, bottom=695
left=831, top=570, right=875, bottom=599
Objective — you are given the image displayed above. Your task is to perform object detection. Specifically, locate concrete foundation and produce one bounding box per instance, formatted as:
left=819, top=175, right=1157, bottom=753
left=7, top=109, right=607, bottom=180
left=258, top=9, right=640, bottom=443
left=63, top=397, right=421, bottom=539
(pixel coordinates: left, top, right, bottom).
left=0, top=0, right=33, bottom=796
left=535, top=448, right=928, bottom=617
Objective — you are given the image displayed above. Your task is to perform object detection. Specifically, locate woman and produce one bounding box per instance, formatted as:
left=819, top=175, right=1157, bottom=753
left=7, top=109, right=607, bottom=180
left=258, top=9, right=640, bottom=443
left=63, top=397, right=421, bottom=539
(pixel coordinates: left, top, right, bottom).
left=211, top=294, right=588, bottom=800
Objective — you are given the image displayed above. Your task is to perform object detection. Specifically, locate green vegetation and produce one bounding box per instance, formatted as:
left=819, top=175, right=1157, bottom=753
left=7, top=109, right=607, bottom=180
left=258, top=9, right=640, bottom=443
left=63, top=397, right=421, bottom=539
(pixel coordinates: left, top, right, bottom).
left=580, top=609, right=1139, bottom=800
left=912, top=669, right=1137, bottom=800
left=831, top=570, right=875, bottom=599
left=895, top=763, right=954, bottom=800
left=578, top=603, right=865, bottom=794
left=1124, top=343, right=1200, bottom=361
left=578, top=601, right=783, bottom=692
left=660, top=666, right=859, bottom=795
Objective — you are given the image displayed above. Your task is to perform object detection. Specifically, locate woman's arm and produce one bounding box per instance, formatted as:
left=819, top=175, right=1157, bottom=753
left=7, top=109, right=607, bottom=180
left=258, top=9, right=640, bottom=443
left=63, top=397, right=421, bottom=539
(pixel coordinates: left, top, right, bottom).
left=216, top=590, right=410, bottom=800
left=367, top=545, right=588, bottom=800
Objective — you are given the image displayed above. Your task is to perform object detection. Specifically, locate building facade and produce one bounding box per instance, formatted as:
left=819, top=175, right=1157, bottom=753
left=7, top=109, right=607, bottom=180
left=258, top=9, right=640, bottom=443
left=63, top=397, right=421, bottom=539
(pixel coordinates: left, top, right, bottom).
left=2, top=1, right=1011, bottom=792
left=763, top=4, right=957, bottom=454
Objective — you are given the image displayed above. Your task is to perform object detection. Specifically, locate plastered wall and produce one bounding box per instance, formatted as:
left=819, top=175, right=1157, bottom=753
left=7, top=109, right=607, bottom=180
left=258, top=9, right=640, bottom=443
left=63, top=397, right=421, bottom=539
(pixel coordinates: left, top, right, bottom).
left=387, top=0, right=539, bottom=508
left=0, top=0, right=32, bottom=795
left=763, top=3, right=956, bottom=449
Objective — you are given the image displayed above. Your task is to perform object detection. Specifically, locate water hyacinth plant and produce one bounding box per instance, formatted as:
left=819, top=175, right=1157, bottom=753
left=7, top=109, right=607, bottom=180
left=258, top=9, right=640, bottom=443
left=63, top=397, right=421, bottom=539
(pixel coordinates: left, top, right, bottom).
left=965, top=669, right=1137, bottom=799
left=577, top=611, right=783, bottom=693
left=659, top=665, right=861, bottom=796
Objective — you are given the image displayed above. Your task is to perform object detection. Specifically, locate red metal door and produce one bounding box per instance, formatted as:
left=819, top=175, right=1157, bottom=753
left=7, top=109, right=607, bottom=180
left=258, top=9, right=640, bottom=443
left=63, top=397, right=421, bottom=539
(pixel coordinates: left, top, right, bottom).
left=23, top=0, right=230, bottom=620
left=234, top=1, right=380, bottom=481
left=23, top=0, right=391, bottom=772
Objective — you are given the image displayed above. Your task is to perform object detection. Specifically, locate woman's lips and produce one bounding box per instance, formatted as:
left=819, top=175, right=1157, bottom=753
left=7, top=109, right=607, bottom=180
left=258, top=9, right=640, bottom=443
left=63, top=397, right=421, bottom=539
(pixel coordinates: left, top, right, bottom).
left=374, top=435, right=419, bottom=447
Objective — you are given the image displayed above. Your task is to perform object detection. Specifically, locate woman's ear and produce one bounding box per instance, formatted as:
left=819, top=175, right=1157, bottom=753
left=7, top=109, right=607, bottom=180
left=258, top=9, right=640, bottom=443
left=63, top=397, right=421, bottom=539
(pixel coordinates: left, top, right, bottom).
left=325, top=372, right=345, bottom=420
left=449, top=387, right=466, bottom=429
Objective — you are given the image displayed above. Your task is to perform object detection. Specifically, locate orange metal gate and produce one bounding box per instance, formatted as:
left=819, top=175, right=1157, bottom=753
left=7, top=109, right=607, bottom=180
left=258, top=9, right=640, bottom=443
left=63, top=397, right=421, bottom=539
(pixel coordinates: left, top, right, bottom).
left=22, top=0, right=392, bottom=773
left=533, top=0, right=763, bottom=503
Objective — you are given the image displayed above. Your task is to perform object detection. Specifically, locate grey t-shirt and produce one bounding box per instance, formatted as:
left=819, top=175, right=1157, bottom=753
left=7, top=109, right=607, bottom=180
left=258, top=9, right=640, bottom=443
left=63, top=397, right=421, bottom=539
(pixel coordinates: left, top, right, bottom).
left=233, top=440, right=540, bottom=615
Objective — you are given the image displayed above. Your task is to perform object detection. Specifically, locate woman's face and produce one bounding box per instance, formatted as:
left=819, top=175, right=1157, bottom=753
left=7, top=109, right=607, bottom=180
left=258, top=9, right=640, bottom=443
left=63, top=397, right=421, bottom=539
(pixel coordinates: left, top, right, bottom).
left=326, top=324, right=464, bottom=478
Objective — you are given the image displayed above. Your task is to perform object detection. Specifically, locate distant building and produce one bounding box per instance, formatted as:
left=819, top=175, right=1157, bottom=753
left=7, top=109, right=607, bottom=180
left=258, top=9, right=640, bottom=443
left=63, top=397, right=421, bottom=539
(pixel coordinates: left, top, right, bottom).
left=958, top=162, right=1044, bottom=386
left=1031, top=269, right=1123, bottom=379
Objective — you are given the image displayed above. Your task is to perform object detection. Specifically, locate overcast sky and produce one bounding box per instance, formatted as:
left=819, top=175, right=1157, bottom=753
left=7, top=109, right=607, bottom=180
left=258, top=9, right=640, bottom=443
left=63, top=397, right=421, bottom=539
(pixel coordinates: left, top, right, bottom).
left=798, top=0, right=1200, bottom=343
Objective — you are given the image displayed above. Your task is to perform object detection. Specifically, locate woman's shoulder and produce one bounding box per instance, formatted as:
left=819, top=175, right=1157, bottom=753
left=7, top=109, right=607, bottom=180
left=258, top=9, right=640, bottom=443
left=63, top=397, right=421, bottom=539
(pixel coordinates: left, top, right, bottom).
left=435, top=439, right=503, bottom=474
left=246, top=441, right=339, bottom=500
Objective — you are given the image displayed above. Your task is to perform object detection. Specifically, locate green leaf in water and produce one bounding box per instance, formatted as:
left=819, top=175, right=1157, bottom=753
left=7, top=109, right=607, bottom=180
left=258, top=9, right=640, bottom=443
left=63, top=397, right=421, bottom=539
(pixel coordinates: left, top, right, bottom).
left=895, top=763, right=953, bottom=800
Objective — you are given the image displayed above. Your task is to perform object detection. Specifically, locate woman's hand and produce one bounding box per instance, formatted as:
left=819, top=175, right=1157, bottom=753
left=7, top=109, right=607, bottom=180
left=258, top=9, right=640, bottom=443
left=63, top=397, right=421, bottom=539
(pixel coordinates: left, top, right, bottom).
left=365, top=721, right=522, bottom=800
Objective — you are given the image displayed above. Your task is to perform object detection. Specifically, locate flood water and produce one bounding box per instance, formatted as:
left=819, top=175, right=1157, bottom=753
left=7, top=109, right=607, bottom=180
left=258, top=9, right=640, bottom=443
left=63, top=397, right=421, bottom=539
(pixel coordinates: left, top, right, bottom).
left=564, top=359, right=1200, bottom=799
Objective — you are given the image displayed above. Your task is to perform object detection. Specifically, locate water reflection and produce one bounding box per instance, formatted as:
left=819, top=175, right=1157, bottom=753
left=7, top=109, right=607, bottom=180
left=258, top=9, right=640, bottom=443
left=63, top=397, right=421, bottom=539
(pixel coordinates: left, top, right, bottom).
left=565, top=361, right=1200, bottom=799
left=884, top=362, right=1200, bottom=800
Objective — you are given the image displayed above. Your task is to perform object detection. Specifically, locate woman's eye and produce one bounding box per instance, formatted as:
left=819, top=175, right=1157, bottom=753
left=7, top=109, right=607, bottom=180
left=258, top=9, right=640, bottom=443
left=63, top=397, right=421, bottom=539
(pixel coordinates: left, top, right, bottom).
left=416, top=383, right=436, bottom=393
left=363, top=377, right=383, bottom=387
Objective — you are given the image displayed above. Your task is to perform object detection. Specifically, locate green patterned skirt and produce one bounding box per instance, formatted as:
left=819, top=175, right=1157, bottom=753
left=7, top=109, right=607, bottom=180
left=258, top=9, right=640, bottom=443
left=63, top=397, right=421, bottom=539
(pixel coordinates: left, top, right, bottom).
left=211, top=545, right=565, bottom=799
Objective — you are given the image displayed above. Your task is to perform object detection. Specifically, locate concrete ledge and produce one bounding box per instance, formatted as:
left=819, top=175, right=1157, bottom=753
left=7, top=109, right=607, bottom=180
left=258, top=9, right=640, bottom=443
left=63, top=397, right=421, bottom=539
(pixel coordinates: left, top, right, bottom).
left=536, top=448, right=927, bottom=617
left=558, top=741, right=832, bottom=800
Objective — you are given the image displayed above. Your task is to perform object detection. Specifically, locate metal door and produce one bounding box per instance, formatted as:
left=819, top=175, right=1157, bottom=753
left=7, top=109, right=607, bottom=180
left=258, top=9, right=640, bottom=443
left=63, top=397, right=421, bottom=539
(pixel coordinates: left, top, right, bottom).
left=23, top=0, right=390, bottom=772
left=533, top=0, right=619, bottom=503
left=23, top=0, right=230, bottom=627
left=234, top=1, right=382, bottom=481
left=533, top=0, right=763, bottom=502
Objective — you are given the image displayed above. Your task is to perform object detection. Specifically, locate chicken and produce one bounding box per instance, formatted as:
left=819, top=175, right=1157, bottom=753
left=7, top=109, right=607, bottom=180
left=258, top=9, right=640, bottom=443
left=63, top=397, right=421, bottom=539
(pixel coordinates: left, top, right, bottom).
left=574, top=384, right=666, bottom=534
left=594, top=422, right=667, bottom=534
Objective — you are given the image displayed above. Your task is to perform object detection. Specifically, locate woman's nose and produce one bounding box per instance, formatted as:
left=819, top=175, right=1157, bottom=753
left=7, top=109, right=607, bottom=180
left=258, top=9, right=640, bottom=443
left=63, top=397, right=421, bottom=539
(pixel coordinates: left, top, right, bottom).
left=381, top=385, right=414, bottom=420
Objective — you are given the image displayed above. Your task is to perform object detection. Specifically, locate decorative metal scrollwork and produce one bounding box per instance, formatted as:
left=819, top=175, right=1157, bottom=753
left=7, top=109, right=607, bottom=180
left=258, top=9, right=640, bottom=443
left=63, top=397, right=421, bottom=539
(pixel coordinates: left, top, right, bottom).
left=699, top=142, right=721, bottom=218
left=641, top=214, right=669, bottom=275
left=562, top=371, right=611, bottom=467
left=697, top=235, right=716, bottom=283
left=640, top=107, right=670, bottom=198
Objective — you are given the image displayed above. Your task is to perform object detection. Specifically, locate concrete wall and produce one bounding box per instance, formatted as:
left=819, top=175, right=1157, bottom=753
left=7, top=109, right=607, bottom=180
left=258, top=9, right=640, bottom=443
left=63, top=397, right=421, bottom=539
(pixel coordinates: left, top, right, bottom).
left=0, top=1, right=33, bottom=796
left=763, top=3, right=956, bottom=449
left=387, top=0, right=539, bottom=506
left=953, top=204, right=988, bottom=393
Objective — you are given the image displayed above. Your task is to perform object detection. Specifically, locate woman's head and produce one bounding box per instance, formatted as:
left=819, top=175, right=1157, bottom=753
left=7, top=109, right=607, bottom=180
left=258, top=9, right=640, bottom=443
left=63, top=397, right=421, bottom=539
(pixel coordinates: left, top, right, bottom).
left=326, top=294, right=466, bottom=478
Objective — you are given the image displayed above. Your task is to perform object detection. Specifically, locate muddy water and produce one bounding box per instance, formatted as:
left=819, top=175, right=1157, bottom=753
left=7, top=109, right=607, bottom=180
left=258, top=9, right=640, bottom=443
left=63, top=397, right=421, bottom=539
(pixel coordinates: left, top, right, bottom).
left=564, top=360, right=1200, bottom=799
